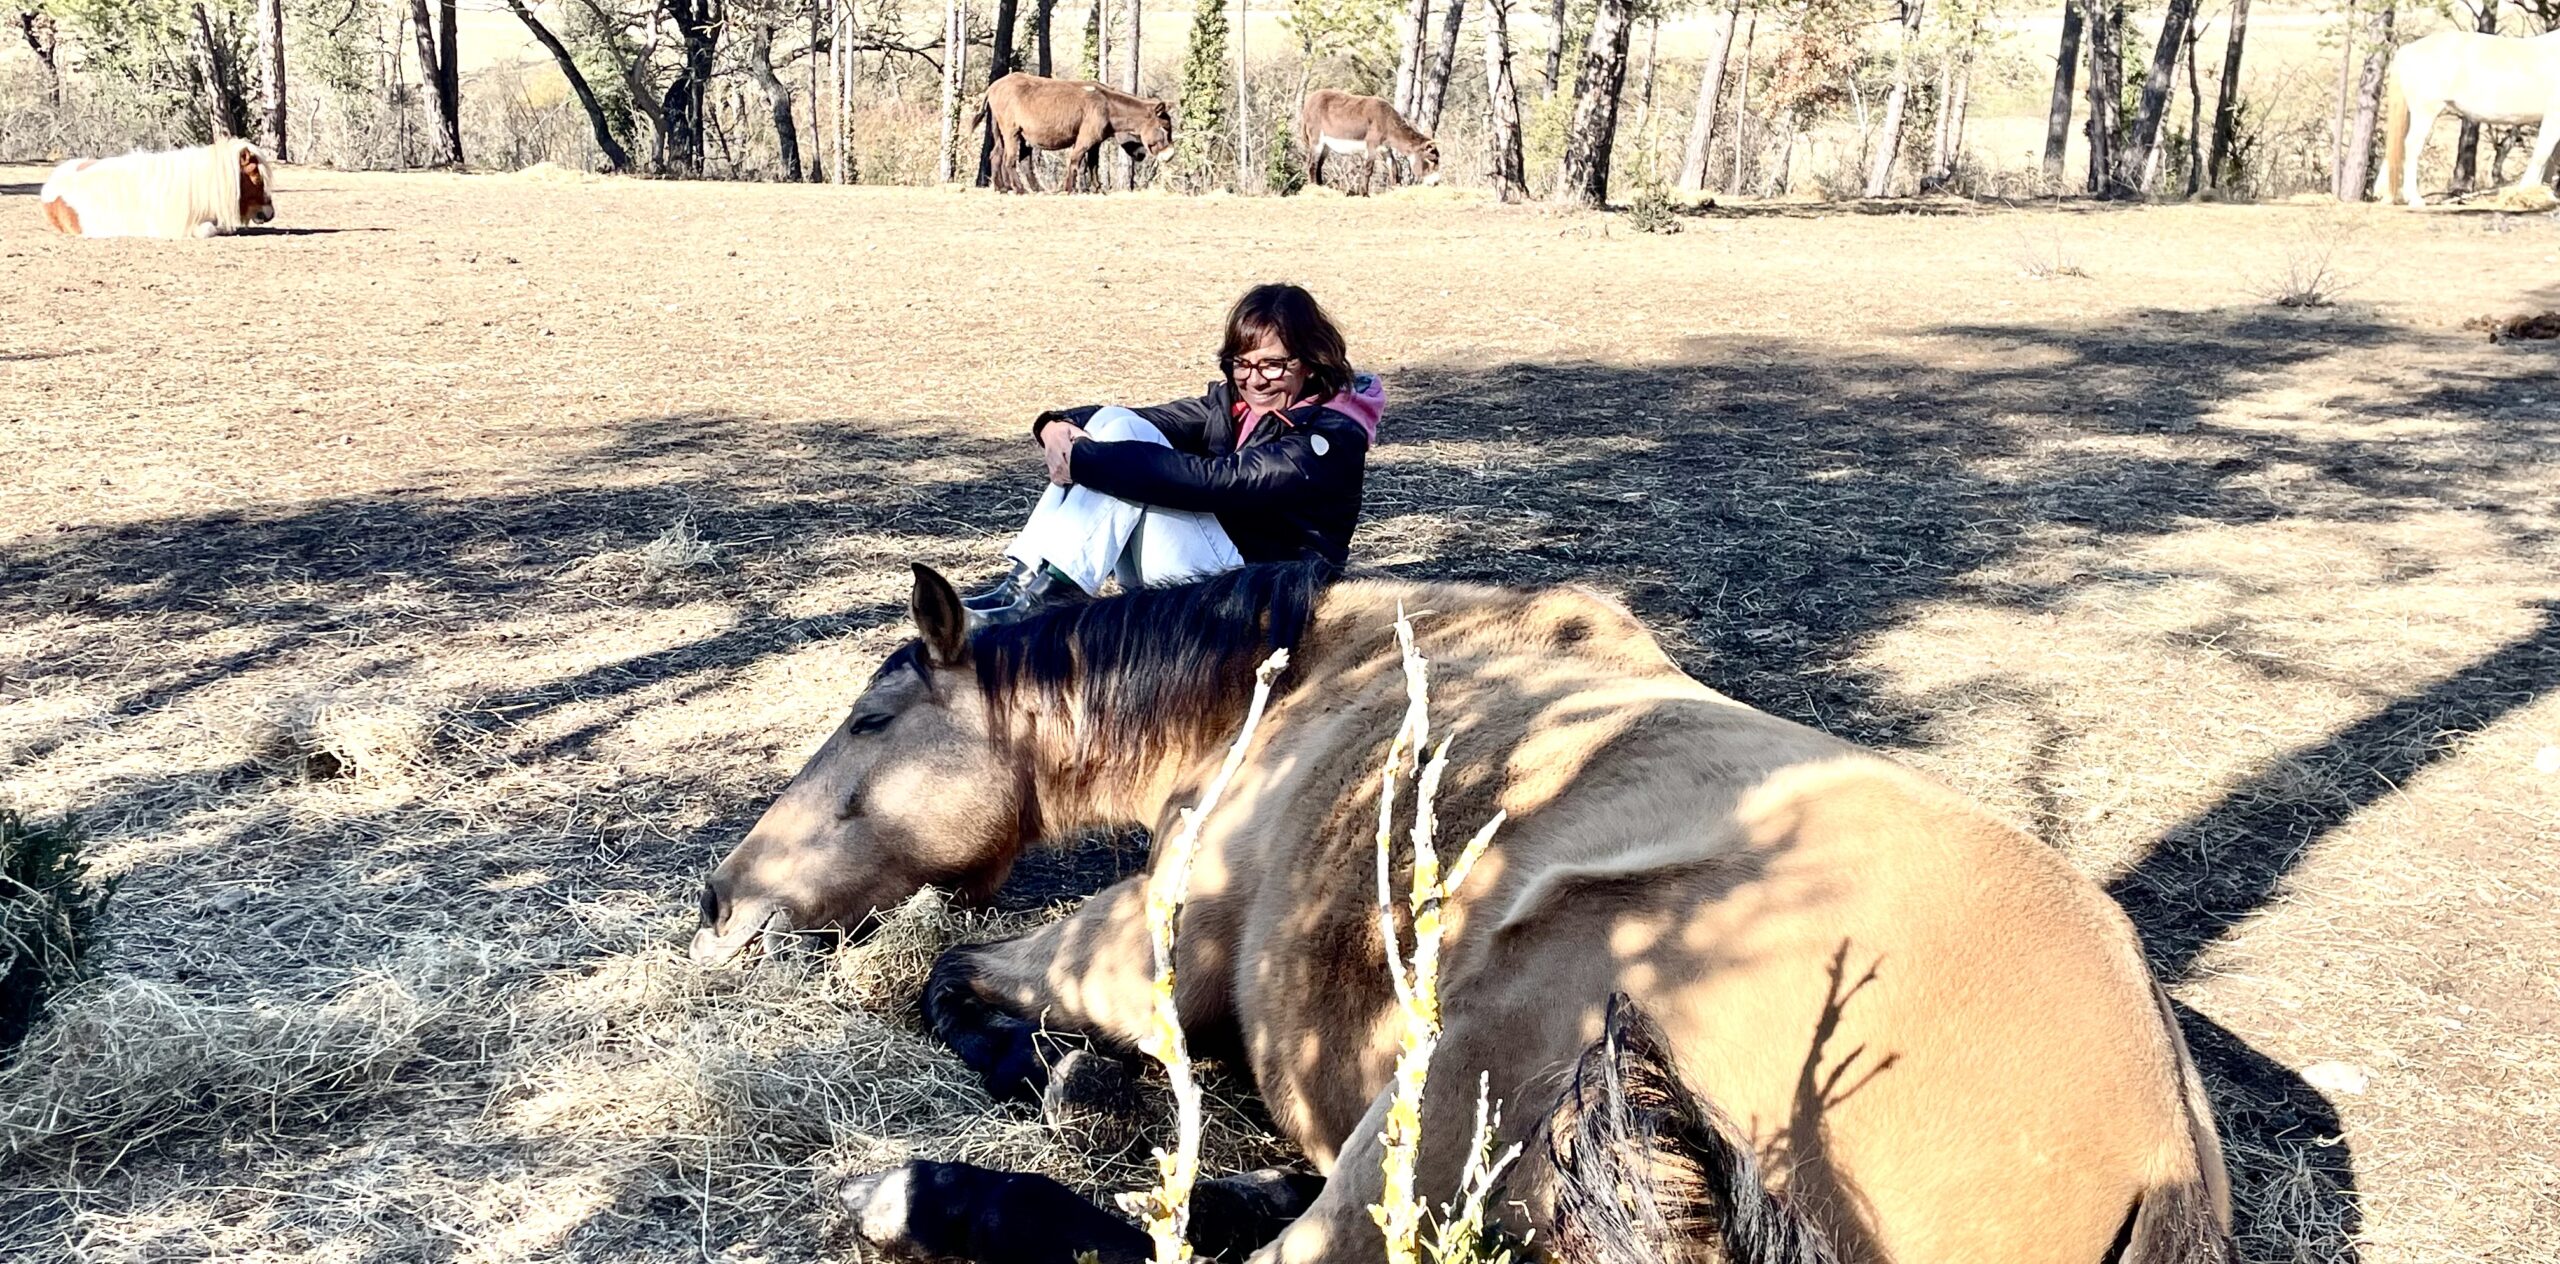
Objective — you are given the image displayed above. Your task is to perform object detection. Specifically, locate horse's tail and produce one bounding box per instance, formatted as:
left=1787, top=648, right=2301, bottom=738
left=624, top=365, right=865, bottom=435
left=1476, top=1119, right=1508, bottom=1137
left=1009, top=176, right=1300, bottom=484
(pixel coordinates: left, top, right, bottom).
left=2379, top=69, right=2409, bottom=201
left=1543, top=995, right=1841, bottom=1264
left=2118, top=983, right=2237, bottom=1264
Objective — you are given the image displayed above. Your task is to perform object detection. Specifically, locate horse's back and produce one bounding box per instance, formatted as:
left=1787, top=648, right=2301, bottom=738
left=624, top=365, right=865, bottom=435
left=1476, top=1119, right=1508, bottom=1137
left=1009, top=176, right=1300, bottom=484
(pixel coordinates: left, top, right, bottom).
left=1277, top=579, right=2216, bottom=1262
left=1471, top=746, right=2210, bottom=1261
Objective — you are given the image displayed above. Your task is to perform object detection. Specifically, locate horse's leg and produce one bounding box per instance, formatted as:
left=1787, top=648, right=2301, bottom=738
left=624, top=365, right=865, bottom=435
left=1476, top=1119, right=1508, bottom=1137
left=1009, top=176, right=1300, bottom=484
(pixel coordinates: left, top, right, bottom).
left=923, top=875, right=1207, bottom=1101
left=1309, top=144, right=1327, bottom=189
left=2400, top=100, right=2444, bottom=206
left=843, top=1159, right=1152, bottom=1264
left=2520, top=110, right=2560, bottom=194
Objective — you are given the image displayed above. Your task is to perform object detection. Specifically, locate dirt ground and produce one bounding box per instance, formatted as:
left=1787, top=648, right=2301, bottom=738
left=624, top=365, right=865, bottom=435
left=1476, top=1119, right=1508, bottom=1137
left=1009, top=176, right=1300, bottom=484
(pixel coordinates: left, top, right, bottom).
left=2, top=169, right=2556, bottom=1264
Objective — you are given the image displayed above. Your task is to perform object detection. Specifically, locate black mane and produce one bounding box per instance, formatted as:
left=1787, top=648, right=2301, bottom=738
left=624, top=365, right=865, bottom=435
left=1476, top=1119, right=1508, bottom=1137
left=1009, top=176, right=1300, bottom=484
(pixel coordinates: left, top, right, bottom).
left=968, top=561, right=1335, bottom=774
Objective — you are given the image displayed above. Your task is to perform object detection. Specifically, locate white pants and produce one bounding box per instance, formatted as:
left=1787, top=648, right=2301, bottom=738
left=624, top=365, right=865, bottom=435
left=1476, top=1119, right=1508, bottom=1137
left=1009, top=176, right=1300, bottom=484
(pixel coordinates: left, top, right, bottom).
left=1004, top=407, right=1245, bottom=595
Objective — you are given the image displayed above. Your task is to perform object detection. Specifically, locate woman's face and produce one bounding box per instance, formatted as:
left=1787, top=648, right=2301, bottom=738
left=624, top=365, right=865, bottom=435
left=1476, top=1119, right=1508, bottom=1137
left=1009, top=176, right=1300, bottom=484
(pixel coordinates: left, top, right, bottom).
left=1231, top=331, right=1309, bottom=414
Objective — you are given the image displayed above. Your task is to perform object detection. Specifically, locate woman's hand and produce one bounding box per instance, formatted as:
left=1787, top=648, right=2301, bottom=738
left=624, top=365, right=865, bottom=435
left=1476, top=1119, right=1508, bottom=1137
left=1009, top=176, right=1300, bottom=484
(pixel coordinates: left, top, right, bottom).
left=1042, top=423, right=1088, bottom=486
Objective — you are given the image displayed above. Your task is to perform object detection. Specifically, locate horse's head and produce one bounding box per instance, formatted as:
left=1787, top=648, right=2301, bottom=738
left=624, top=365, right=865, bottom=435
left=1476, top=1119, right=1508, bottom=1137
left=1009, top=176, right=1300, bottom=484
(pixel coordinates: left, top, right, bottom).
left=1417, top=140, right=1443, bottom=186
left=691, top=566, right=1026, bottom=966
left=236, top=143, right=275, bottom=226
left=1135, top=100, right=1175, bottom=159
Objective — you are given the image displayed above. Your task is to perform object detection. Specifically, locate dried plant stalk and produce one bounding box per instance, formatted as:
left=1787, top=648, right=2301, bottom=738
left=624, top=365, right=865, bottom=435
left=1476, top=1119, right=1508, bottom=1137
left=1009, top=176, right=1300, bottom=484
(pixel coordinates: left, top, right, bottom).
left=1129, top=648, right=1293, bottom=1264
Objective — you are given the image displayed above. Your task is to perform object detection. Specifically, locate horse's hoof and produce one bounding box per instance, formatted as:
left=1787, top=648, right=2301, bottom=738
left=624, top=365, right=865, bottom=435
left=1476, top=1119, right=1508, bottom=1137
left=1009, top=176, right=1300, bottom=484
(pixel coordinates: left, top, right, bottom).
left=1041, top=1049, right=1161, bottom=1157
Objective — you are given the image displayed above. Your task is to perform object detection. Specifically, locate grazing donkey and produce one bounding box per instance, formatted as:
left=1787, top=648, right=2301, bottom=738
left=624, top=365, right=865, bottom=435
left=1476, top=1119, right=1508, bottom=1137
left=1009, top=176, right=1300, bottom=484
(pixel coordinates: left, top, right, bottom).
left=974, top=71, right=1176, bottom=194
left=1298, top=90, right=1441, bottom=195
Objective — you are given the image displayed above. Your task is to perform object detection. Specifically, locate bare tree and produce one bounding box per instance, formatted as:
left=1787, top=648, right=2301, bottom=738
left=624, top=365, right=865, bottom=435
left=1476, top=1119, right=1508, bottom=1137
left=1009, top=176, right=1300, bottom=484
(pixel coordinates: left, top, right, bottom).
left=1392, top=0, right=1431, bottom=114
left=506, top=0, right=632, bottom=170
left=2042, top=0, right=2082, bottom=182
left=1117, top=0, right=1138, bottom=187
left=407, top=0, right=462, bottom=163
left=2082, top=0, right=2124, bottom=195
left=2339, top=0, right=2391, bottom=200
left=2181, top=12, right=2202, bottom=194
left=1236, top=0, right=1249, bottom=187
left=662, top=0, right=721, bottom=175
left=749, top=22, right=803, bottom=178
left=1036, top=0, right=1057, bottom=73
left=2206, top=0, right=2249, bottom=189
left=2120, top=0, right=2201, bottom=191
left=1929, top=23, right=1977, bottom=187
left=1483, top=0, right=1526, bottom=197
left=17, top=9, right=60, bottom=107
left=1416, top=0, right=1466, bottom=132
left=255, top=0, right=285, bottom=157
left=191, top=3, right=244, bottom=138
left=2329, top=0, right=2354, bottom=189
left=939, top=0, right=967, bottom=182
left=1552, top=0, right=1632, bottom=206
left=1864, top=0, right=1925, bottom=196
left=1678, top=0, right=1741, bottom=192
left=978, top=0, right=1021, bottom=183
left=1544, top=0, right=1567, bottom=95
left=2450, top=0, right=2494, bottom=191
left=1728, top=7, right=1754, bottom=190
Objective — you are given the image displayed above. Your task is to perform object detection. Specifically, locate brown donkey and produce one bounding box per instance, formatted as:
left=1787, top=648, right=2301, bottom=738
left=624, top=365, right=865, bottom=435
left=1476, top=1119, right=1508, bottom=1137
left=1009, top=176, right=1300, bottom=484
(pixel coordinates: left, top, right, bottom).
left=973, top=71, right=1175, bottom=193
left=1299, top=89, right=1440, bottom=195
left=697, top=564, right=2232, bottom=1264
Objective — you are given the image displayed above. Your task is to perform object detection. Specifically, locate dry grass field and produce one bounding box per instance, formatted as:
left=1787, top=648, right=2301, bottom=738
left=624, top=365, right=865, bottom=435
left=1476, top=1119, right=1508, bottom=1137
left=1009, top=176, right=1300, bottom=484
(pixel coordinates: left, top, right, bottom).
left=2, top=169, right=2556, bottom=1264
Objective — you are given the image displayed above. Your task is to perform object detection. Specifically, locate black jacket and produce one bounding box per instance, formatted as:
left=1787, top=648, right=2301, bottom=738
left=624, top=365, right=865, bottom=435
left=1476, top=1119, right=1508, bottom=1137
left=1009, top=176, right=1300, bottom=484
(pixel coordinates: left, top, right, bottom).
left=1032, top=381, right=1373, bottom=568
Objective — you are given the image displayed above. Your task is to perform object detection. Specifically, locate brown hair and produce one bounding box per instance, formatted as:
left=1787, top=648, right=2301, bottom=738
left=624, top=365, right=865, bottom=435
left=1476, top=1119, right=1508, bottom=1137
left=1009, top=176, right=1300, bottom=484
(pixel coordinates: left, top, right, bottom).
left=1218, top=284, right=1354, bottom=401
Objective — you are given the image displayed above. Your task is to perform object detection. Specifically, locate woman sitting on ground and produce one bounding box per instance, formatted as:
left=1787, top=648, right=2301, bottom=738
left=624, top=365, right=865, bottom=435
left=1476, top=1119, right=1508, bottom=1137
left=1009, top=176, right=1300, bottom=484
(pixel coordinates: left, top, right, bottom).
left=965, top=283, right=1385, bottom=621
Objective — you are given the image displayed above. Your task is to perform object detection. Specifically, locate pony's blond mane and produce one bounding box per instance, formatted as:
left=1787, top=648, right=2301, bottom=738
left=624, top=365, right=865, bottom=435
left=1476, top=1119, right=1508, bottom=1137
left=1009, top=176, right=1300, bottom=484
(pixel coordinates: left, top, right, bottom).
left=44, top=140, right=267, bottom=239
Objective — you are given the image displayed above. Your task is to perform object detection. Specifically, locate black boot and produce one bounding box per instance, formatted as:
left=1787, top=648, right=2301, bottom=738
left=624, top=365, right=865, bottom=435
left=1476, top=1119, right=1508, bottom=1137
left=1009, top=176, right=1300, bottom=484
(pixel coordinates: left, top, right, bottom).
left=971, top=565, right=1087, bottom=626
left=961, top=561, right=1034, bottom=613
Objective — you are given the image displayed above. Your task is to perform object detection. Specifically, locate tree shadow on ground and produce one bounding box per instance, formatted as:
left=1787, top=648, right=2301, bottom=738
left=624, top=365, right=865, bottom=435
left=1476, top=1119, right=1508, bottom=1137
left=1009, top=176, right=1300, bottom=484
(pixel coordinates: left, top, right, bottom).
left=9, top=302, right=2556, bottom=1259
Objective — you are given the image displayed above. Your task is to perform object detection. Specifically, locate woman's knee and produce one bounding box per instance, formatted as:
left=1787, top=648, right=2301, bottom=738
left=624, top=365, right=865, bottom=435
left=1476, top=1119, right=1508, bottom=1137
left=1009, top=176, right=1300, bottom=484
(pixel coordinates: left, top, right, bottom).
left=1085, top=407, right=1171, bottom=445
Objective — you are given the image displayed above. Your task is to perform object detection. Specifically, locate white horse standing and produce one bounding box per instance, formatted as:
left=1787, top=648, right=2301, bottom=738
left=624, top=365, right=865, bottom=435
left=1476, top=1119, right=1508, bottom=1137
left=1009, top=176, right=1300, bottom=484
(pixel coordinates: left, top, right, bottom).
left=2377, top=29, right=2560, bottom=207
left=38, top=139, right=277, bottom=239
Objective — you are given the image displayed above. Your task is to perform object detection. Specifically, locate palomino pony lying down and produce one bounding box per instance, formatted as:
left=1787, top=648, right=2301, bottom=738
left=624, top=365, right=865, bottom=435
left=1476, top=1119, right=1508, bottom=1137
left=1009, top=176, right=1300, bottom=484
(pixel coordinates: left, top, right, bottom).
left=696, top=564, right=2233, bottom=1264
left=38, top=139, right=276, bottom=239
left=2377, top=29, right=2560, bottom=207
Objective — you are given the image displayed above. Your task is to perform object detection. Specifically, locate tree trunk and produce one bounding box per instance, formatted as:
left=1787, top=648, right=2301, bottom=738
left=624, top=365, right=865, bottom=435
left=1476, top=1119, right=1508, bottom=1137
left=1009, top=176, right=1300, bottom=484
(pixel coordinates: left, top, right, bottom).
left=438, top=0, right=460, bottom=158
left=255, top=0, right=286, bottom=158
left=1484, top=0, right=1526, bottom=198
left=2340, top=0, right=2391, bottom=200
left=191, top=3, right=236, bottom=139
left=2043, top=0, right=2082, bottom=182
left=662, top=0, right=718, bottom=176
left=1552, top=0, right=1632, bottom=206
left=748, top=23, right=802, bottom=180
left=2082, top=0, right=2124, bottom=195
left=979, top=0, right=1020, bottom=184
left=2451, top=2, right=2493, bottom=191
left=2120, top=0, right=2200, bottom=192
left=17, top=10, right=60, bottom=108
left=1678, top=0, right=1740, bottom=191
left=1865, top=0, right=1925, bottom=196
left=2330, top=0, right=2355, bottom=195
left=2182, top=17, right=2202, bottom=194
left=1729, top=10, right=1754, bottom=192
left=1544, top=0, right=1567, bottom=96
left=1393, top=0, right=1432, bottom=115
left=1037, top=0, right=1057, bottom=74
left=1417, top=0, right=1465, bottom=134
left=407, top=0, right=462, bottom=164
left=940, top=0, right=965, bottom=182
left=1236, top=0, right=1250, bottom=187
left=2206, top=0, right=2249, bottom=189
left=507, top=0, right=631, bottom=171
left=1117, top=0, right=1138, bottom=187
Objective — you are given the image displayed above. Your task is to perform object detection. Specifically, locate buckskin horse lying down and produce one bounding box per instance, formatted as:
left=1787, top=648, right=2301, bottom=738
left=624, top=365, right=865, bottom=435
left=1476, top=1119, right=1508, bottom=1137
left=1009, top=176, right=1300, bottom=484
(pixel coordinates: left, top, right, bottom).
left=694, top=564, right=2232, bottom=1264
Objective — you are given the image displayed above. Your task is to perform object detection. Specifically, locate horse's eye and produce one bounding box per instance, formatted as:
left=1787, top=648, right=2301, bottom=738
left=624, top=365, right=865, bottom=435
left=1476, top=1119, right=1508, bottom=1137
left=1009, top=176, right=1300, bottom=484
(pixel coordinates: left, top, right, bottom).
left=848, top=713, right=893, bottom=736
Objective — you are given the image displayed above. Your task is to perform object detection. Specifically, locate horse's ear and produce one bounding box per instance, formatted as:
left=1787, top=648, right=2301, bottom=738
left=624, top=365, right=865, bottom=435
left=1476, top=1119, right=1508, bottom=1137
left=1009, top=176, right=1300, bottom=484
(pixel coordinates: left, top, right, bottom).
left=910, top=564, right=969, bottom=666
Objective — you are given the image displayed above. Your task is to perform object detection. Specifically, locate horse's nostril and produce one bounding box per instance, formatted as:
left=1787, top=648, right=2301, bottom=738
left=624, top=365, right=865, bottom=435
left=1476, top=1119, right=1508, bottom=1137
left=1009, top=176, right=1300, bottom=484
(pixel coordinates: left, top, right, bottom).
left=699, top=884, right=724, bottom=929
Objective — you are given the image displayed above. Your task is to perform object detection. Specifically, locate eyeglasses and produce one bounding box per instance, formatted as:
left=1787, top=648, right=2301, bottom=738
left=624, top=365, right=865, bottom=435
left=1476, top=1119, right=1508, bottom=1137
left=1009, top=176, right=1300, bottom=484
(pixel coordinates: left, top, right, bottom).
left=1230, top=357, right=1301, bottom=382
